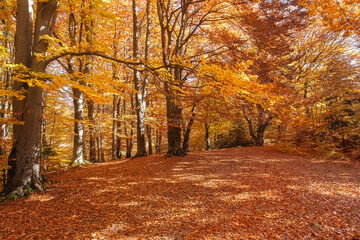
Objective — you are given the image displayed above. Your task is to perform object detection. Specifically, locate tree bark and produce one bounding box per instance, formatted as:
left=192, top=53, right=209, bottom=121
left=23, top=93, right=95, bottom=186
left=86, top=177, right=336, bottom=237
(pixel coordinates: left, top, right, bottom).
left=132, top=0, right=147, bottom=157
left=88, top=99, right=96, bottom=162
left=146, top=125, right=153, bottom=155
left=95, top=104, right=105, bottom=162
left=41, top=94, right=48, bottom=170
left=116, top=98, right=122, bottom=159
left=84, top=10, right=95, bottom=163
left=72, top=87, right=85, bottom=165
left=112, top=95, right=119, bottom=160
left=205, top=122, right=211, bottom=151
left=144, top=0, right=152, bottom=156
left=244, top=105, right=271, bottom=146
left=4, top=0, right=58, bottom=196
left=165, top=91, right=185, bottom=156
left=183, top=105, right=196, bottom=152
left=125, top=96, right=134, bottom=158
left=155, top=128, right=162, bottom=154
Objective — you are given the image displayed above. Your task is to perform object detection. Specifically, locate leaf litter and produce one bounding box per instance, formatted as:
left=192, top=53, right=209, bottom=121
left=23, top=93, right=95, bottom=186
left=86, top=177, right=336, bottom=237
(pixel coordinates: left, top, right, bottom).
left=0, top=147, right=359, bottom=239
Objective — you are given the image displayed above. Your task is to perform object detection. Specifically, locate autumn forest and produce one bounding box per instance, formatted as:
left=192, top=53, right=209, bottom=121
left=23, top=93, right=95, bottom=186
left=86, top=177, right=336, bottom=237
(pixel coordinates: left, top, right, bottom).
left=0, top=0, right=360, bottom=238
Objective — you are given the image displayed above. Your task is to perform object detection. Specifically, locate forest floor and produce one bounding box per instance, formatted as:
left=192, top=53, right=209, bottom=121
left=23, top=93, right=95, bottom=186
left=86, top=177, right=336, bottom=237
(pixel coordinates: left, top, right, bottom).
left=0, top=147, right=360, bottom=239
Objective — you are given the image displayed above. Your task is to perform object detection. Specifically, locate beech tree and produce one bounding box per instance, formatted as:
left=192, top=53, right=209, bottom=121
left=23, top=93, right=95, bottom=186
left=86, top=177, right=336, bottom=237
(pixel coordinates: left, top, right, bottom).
left=1, top=0, right=359, bottom=197
left=156, top=0, right=222, bottom=156
left=3, top=0, right=58, bottom=196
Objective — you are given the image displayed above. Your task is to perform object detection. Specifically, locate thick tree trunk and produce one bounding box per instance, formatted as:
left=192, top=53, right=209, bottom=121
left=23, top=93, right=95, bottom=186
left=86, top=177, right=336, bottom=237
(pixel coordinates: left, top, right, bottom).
left=245, top=117, right=265, bottom=146
left=166, top=103, right=184, bottom=155
left=72, top=87, right=85, bottom=165
left=4, top=0, right=58, bottom=196
left=165, top=67, right=184, bottom=156
left=244, top=106, right=271, bottom=147
left=165, top=85, right=185, bottom=156
left=157, top=2, right=185, bottom=157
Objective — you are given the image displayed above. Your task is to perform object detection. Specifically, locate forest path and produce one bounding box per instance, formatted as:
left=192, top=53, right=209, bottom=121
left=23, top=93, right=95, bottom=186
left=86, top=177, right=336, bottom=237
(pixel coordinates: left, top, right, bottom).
left=1, top=147, right=359, bottom=239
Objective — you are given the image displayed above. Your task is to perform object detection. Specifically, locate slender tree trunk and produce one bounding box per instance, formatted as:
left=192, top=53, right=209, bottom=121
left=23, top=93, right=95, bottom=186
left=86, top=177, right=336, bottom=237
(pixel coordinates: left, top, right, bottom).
left=132, top=0, right=147, bottom=157
left=84, top=12, right=94, bottom=163
left=144, top=0, right=152, bottom=156
left=205, top=122, right=211, bottom=151
left=88, top=99, right=96, bottom=162
left=128, top=96, right=135, bottom=158
left=146, top=125, right=153, bottom=155
left=124, top=98, right=129, bottom=158
left=125, top=96, right=134, bottom=158
left=155, top=128, right=162, bottom=154
left=96, top=129, right=100, bottom=162
left=4, top=0, right=58, bottom=196
left=97, top=104, right=105, bottom=162
left=72, top=87, right=85, bottom=165
left=183, top=105, right=196, bottom=152
left=112, top=95, right=119, bottom=159
left=68, top=8, right=85, bottom=165
left=111, top=17, right=120, bottom=160
left=116, top=98, right=122, bottom=159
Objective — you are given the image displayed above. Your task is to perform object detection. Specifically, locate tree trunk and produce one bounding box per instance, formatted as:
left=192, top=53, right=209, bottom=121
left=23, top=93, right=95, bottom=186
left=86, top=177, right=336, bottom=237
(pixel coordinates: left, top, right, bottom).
left=84, top=12, right=94, bottom=163
left=112, top=95, right=119, bottom=160
left=146, top=125, right=152, bottom=155
left=125, top=96, right=134, bottom=158
left=205, top=122, right=211, bottom=151
left=155, top=128, right=162, bottom=154
left=88, top=99, right=96, bottom=162
left=165, top=67, right=184, bottom=156
left=183, top=105, right=196, bottom=152
left=165, top=88, right=185, bottom=156
left=4, top=0, right=58, bottom=196
left=72, top=87, right=85, bottom=165
left=132, top=0, right=147, bottom=157
left=116, top=98, right=122, bottom=159
left=97, top=104, right=105, bottom=162
left=41, top=94, right=48, bottom=170
left=244, top=106, right=271, bottom=147
left=245, top=116, right=264, bottom=146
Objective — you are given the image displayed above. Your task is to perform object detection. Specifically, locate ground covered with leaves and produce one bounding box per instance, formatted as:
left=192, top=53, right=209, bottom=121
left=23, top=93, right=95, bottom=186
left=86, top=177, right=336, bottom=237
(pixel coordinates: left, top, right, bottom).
left=1, top=147, right=360, bottom=239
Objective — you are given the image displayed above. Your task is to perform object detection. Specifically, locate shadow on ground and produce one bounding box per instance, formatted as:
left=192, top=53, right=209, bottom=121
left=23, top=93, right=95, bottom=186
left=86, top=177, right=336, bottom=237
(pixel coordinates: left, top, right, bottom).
left=0, top=147, right=359, bottom=239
